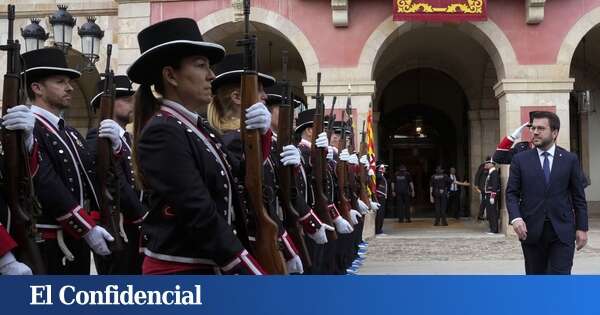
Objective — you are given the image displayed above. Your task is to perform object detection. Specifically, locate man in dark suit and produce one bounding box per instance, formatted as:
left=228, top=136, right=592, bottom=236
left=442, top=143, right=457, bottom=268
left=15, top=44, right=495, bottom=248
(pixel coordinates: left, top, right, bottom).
left=506, top=111, right=588, bottom=275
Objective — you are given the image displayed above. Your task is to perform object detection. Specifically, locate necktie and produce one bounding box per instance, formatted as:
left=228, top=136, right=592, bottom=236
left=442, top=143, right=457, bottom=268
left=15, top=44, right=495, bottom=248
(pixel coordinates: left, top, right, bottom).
left=542, top=151, right=550, bottom=184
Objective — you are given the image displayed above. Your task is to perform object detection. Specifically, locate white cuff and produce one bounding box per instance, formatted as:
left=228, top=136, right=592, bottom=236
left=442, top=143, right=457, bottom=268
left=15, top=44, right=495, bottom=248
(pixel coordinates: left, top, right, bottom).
left=510, top=217, right=523, bottom=225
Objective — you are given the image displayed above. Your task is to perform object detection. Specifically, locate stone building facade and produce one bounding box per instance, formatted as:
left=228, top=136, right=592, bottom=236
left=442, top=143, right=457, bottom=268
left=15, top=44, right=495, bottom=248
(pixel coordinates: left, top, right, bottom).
left=1, top=0, right=600, bottom=235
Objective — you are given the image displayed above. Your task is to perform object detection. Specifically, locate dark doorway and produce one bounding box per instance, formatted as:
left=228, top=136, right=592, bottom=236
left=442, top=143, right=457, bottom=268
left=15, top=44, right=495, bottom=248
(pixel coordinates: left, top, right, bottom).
left=377, top=68, right=470, bottom=219
left=382, top=106, right=458, bottom=217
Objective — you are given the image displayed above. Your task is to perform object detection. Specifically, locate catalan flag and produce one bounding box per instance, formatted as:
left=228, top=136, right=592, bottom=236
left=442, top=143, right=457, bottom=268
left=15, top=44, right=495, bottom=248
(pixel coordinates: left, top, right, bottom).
left=366, top=104, right=377, bottom=196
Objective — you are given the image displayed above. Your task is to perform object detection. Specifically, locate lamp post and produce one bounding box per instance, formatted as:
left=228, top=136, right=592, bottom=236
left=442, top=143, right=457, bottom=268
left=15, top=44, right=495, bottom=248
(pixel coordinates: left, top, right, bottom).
left=78, top=17, right=104, bottom=68
left=20, top=18, right=49, bottom=53
left=48, top=4, right=76, bottom=52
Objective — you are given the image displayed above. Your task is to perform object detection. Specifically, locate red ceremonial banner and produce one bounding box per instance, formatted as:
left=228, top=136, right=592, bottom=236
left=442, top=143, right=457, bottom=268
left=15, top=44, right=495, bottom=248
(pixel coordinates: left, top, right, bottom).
left=393, top=0, right=487, bottom=22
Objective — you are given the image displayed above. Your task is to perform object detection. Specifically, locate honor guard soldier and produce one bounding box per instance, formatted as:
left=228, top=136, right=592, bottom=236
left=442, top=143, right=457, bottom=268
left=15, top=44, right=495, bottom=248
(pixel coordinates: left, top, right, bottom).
left=483, top=159, right=501, bottom=234
left=130, top=19, right=264, bottom=274
left=87, top=75, right=146, bottom=274
left=430, top=165, right=452, bottom=226
left=24, top=48, right=120, bottom=274
left=295, top=109, right=353, bottom=274
left=207, top=55, right=303, bottom=274
left=393, top=165, right=414, bottom=223
left=374, top=161, right=388, bottom=234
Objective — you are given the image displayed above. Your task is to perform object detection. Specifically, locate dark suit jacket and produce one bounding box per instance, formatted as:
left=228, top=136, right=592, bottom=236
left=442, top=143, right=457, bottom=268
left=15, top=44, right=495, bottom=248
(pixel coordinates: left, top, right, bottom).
left=506, top=146, right=588, bottom=245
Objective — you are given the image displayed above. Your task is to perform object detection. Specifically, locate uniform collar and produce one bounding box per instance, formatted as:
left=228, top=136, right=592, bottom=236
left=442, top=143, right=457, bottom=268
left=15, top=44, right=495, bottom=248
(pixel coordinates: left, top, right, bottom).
left=536, top=144, right=556, bottom=157
left=31, top=105, right=62, bottom=130
left=161, top=99, right=199, bottom=125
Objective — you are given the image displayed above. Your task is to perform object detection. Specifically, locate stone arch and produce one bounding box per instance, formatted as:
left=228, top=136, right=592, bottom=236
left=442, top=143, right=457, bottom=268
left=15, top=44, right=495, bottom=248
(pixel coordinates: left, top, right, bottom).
left=357, top=16, right=518, bottom=81
left=556, top=6, right=600, bottom=66
left=197, top=7, right=320, bottom=75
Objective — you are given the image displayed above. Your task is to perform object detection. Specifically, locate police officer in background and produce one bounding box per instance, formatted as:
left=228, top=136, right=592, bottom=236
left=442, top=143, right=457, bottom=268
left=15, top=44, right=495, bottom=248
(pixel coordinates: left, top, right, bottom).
left=483, top=159, right=500, bottom=234
left=392, top=165, right=414, bottom=223
left=430, top=165, right=451, bottom=226
left=374, top=161, right=388, bottom=234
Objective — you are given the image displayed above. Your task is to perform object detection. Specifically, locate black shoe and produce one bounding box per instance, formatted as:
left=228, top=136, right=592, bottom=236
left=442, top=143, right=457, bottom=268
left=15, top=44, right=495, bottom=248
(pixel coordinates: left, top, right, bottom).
left=441, top=221, right=448, bottom=226
left=406, top=219, right=412, bottom=223
left=434, top=222, right=440, bottom=226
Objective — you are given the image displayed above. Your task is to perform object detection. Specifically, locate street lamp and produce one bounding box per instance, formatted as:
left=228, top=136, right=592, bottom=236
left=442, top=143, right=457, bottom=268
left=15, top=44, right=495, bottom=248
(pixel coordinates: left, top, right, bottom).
left=78, top=17, right=104, bottom=67
left=20, top=18, right=49, bottom=52
left=48, top=4, right=76, bottom=51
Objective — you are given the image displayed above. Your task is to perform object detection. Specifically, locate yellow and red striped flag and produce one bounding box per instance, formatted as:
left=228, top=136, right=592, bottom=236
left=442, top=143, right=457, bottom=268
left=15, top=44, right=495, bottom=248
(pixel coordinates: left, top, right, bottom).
left=366, top=104, right=377, bottom=195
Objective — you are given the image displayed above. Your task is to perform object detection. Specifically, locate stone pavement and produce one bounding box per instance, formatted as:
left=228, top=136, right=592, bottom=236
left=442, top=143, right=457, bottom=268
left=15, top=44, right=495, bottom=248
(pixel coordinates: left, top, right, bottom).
left=358, top=217, right=600, bottom=275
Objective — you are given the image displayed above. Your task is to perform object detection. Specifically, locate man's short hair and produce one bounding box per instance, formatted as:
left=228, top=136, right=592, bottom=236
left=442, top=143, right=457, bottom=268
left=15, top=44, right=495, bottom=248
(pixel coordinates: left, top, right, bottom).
left=531, top=111, right=560, bottom=131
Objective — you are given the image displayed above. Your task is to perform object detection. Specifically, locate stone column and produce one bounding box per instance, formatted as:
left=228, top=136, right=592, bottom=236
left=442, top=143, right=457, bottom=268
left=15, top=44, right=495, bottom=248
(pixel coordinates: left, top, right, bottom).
left=468, top=109, right=482, bottom=217
left=115, top=0, right=151, bottom=75
left=494, top=78, right=574, bottom=235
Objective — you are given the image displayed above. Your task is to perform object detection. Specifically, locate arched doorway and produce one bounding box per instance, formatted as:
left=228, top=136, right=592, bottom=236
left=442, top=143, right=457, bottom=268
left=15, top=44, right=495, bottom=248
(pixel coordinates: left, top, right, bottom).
left=203, top=20, right=307, bottom=99
left=568, top=25, right=600, bottom=206
left=380, top=69, right=468, bottom=217
left=372, top=23, right=501, bottom=219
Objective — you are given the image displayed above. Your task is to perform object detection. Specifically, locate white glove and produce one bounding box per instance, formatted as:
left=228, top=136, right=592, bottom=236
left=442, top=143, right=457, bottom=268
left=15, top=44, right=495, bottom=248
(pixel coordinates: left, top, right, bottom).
left=348, top=154, right=359, bottom=165
left=280, top=145, right=301, bottom=166
left=333, top=216, right=353, bottom=234
left=245, top=102, right=271, bottom=135
left=2, top=105, right=35, bottom=153
left=349, top=209, right=362, bottom=225
left=308, top=224, right=335, bottom=245
left=0, top=252, right=32, bottom=275
left=99, top=119, right=123, bottom=153
left=430, top=196, right=435, bottom=204
left=490, top=197, right=495, bottom=205
left=368, top=169, right=375, bottom=176
left=510, top=122, right=530, bottom=140
left=286, top=255, right=304, bottom=274
left=360, top=155, right=369, bottom=167
left=83, top=226, right=114, bottom=256
left=357, top=199, right=369, bottom=214
left=340, top=149, right=350, bottom=161
left=326, top=146, right=334, bottom=161
left=371, top=201, right=380, bottom=211
left=315, top=132, right=329, bottom=148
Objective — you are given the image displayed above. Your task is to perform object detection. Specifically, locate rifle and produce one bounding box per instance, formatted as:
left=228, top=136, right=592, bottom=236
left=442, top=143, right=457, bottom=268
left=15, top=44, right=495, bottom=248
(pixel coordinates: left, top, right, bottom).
left=276, top=51, right=311, bottom=269
left=344, top=87, right=359, bottom=206
left=0, top=4, right=45, bottom=274
left=334, top=92, right=352, bottom=222
left=95, top=44, right=125, bottom=254
left=237, top=0, right=286, bottom=274
left=358, top=121, right=370, bottom=205
left=326, top=96, right=336, bottom=141
left=310, top=73, right=337, bottom=241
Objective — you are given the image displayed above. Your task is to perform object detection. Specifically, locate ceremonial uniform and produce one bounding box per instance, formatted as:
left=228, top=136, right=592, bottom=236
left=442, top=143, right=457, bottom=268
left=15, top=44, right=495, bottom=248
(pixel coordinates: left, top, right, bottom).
left=86, top=75, right=145, bottom=274
left=129, top=18, right=263, bottom=275
left=483, top=165, right=501, bottom=233
left=375, top=164, right=388, bottom=234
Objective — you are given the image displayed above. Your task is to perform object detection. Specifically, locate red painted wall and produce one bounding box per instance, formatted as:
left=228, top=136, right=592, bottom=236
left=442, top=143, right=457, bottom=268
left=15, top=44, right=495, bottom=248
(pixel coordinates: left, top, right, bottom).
left=150, top=0, right=600, bottom=67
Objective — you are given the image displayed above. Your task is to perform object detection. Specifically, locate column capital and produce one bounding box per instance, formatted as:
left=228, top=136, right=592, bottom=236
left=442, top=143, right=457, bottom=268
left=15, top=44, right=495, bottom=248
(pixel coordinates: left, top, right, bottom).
left=493, top=78, right=574, bottom=98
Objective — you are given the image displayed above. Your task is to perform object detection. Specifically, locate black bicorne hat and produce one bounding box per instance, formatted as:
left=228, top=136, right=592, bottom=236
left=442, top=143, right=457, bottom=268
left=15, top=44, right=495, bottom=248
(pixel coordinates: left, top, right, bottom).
left=22, top=47, right=81, bottom=84
left=211, top=53, right=276, bottom=93
left=90, top=75, right=135, bottom=108
left=127, top=18, right=225, bottom=85
left=295, top=108, right=315, bottom=134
